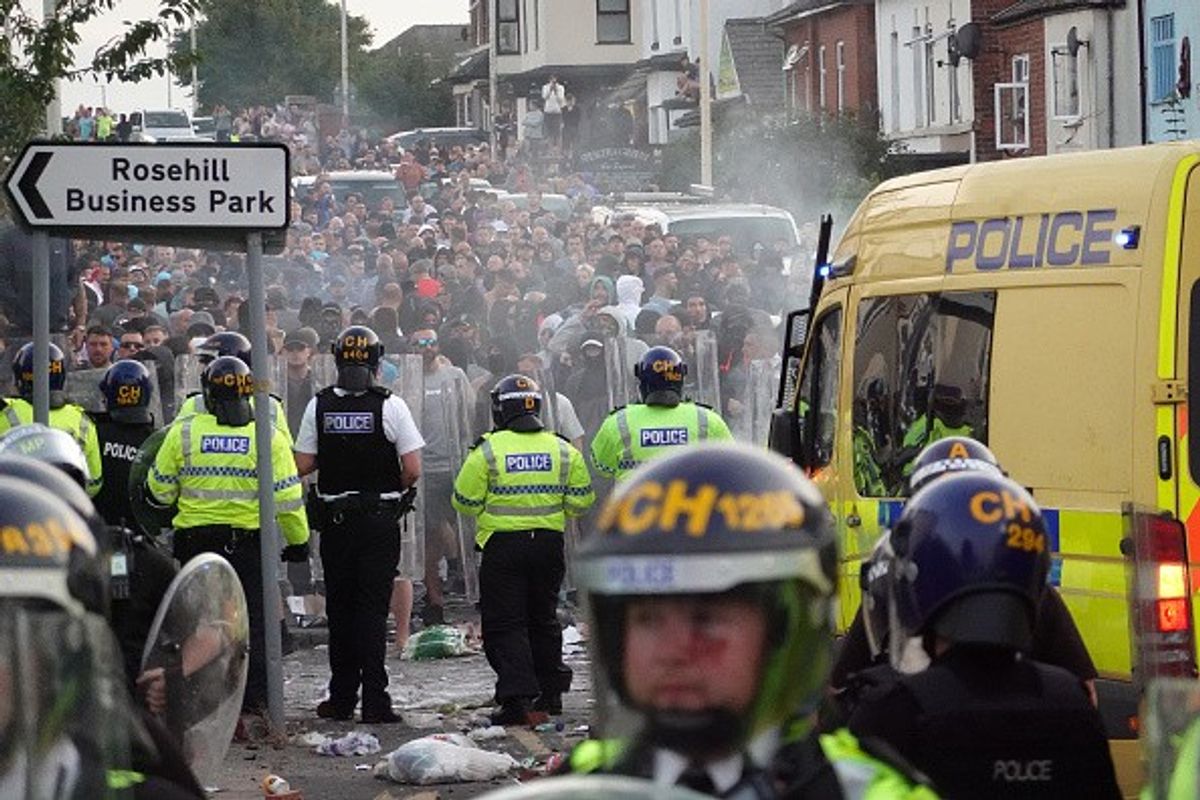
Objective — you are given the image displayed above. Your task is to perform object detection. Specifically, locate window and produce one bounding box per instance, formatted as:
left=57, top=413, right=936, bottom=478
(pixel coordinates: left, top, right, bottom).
left=836, top=41, right=846, bottom=113
left=1152, top=14, right=1177, bottom=102
left=1012, top=53, right=1029, bottom=83
left=818, top=45, right=827, bottom=109
left=924, top=38, right=938, bottom=125
left=1051, top=47, right=1080, bottom=119
left=650, top=0, right=660, bottom=50
left=995, top=81, right=1030, bottom=150
left=851, top=292, right=995, bottom=497
left=795, top=307, right=842, bottom=471
left=889, top=30, right=900, bottom=131
left=497, top=0, right=520, bottom=54
left=597, top=0, right=631, bottom=44
left=532, top=0, right=539, bottom=50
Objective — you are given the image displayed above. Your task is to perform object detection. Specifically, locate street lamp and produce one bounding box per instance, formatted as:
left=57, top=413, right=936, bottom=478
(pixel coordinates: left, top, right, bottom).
left=340, top=0, right=350, bottom=129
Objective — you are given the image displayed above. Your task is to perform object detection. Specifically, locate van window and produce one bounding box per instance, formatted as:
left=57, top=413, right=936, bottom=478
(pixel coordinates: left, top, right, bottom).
left=852, top=291, right=995, bottom=496
left=668, top=216, right=799, bottom=253
left=143, top=111, right=190, bottom=129
left=795, top=306, right=842, bottom=470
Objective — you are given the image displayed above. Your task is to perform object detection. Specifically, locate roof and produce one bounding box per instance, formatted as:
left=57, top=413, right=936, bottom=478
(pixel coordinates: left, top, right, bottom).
left=764, top=0, right=871, bottom=26
left=442, top=46, right=489, bottom=83
left=991, top=0, right=1125, bottom=26
left=375, top=24, right=468, bottom=59
left=721, top=19, right=785, bottom=106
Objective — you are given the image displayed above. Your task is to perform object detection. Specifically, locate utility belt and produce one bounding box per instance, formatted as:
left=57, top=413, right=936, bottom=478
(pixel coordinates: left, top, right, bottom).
left=176, top=524, right=259, bottom=556
left=307, top=485, right=417, bottom=529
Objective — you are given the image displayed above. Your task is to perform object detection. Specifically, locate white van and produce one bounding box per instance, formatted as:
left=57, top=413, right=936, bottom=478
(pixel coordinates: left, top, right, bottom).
left=130, top=109, right=198, bottom=143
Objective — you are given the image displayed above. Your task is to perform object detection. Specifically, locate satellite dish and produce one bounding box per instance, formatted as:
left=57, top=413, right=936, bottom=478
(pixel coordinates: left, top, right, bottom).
left=954, top=23, right=983, bottom=60
left=1067, top=26, right=1089, bottom=57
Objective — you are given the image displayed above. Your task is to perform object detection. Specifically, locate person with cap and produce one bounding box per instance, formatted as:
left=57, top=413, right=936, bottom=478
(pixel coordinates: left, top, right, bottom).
left=91, top=359, right=159, bottom=530
left=827, top=436, right=1099, bottom=725
left=847, top=470, right=1120, bottom=799
left=293, top=325, right=424, bottom=724
left=590, top=346, right=731, bottom=481
left=563, top=443, right=938, bottom=798
left=0, top=341, right=103, bottom=496
left=147, top=355, right=309, bottom=717
left=283, top=327, right=320, bottom=438
left=452, top=374, right=594, bottom=725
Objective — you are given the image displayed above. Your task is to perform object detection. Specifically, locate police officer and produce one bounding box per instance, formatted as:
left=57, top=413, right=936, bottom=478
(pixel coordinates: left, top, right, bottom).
left=147, top=355, right=308, bottom=715
left=566, top=443, right=937, bottom=798
left=92, top=359, right=158, bottom=529
left=591, top=346, right=731, bottom=480
left=0, top=341, right=103, bottom=496
left=829, top=436, right=1098, bottom=714
left=452, top=374, right=594, bottom=725
left=293, top=325, right=424, bottom=724
left=847, top=471, right=1120, bottom=799
left=175, top=332, right=291, bottom=440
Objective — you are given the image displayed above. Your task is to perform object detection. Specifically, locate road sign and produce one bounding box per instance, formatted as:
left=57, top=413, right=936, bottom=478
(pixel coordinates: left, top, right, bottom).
left=3, top=141, right=290, bottom=249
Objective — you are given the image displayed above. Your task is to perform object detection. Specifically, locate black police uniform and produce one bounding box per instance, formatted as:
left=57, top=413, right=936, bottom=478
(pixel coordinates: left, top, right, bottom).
left=313, top=385, right=406, bottom=721
left=848, top=647, right=1121, bottom=799
left=91, top=411, right=156, bottom=529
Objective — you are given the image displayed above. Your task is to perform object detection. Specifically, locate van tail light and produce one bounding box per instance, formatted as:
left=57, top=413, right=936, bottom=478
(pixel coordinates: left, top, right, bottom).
left=1125, top=506, right=1198, bottom=683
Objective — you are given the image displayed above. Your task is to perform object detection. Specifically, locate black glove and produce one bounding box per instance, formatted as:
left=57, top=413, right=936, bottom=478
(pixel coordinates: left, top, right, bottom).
left=281, top=542, right=310, bottom=563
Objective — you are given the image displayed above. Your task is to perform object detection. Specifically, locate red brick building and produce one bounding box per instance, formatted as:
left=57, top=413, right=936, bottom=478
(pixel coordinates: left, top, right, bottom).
left=971, top=0, right=1049, bottom=160
left=765, top=0, right=877, bottom=118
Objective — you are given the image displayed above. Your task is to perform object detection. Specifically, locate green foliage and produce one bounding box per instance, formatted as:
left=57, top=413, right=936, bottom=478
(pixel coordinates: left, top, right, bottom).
left=658, top=108, right=901, bottom=221
left=174, top=0, right=371, bottom=111
left=0, top=0, right=199, bottom=169
left=355, top=46, right=454, bottom=130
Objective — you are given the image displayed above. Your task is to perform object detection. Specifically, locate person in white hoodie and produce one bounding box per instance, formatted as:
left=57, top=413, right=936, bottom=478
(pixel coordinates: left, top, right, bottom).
left=614, top=274, right=644, bottom=331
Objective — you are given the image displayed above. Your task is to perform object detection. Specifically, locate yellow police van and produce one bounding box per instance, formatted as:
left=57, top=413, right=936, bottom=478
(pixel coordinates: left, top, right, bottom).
left=769, top=141, right=1200, bottom=792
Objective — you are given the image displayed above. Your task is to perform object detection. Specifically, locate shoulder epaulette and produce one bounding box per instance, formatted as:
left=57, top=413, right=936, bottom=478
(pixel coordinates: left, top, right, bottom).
left=185, top=390, right=201, bottom=398
left=608, top=405, right=627, bottom=415
left=555, top=432, right=573, bottom=443
left=269, top=392, right=283, bottom=403
left=469, top=432, right=491, bottom=450
left=368, top=385, right=392, bottom=398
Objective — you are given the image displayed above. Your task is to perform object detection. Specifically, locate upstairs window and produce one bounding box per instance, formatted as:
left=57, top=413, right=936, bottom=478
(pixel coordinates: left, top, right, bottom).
left=598, top=0, right=631, bottom=44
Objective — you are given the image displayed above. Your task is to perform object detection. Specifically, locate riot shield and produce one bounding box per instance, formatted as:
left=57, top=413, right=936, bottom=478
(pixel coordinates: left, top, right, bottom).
left=691, top=329, right=722, bottom=411
left=308, top=353, right=339, bottom=391
left=383, top=354, right=426, bottom=581
left=0, top=609, right=132, bottom=800
left=603, top=336, right=639, bottom=410
left=66, top=363, right=166, bottom=426
left=173, top=354, right=204, bottom=414
left=128, top=428, right=176, bottom=537
left=140, top=552, right=249, bottom=789
left=476, top=775, right=711, bottom=800
left=732, top=357, right=780, bottom=446
left=426, top=366, right=481, bottom=605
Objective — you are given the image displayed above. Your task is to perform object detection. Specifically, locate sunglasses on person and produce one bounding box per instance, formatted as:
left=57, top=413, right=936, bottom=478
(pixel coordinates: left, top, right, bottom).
left=413, top=337, right=438, bottom=348
left=119, top=340, right=145, bottom=350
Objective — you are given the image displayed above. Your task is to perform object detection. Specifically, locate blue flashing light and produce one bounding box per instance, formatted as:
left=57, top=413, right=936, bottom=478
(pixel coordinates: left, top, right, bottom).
left=1114, top=226, right=1141, bottom=250
left=817, top=263, right=831, bottom=278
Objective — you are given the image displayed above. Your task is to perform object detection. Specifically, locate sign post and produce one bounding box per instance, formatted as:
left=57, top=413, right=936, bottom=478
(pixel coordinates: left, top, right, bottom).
left=5, top=140, right=291, bottom=731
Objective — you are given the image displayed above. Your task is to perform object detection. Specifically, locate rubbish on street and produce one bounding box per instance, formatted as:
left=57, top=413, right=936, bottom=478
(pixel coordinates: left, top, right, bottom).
left=562, top=625, right=585, bottom=655
left=402, top=624, right=475, bottom=660
left=315, top=730, right=382, bottom=756
left=381, top=735, right=518, bottom=784
left=291, top=731, right=330, bottom=747
left=467, top=725, right=507, bottom=741
left=261, top=774, right=290, bottom=795
left=402, top=711, right=443, bottom=729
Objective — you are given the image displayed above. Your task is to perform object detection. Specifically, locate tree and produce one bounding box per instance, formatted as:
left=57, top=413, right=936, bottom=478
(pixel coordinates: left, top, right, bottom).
left=1, top=0, right=199, bottom=169
left=355, top=47, right=454, bottom=130
left=174, top=0, right=371, bottom=111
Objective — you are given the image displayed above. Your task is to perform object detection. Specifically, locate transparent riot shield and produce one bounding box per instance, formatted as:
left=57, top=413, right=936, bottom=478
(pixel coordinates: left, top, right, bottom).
left=0, top=610, right=132, bottom=800
left=383, top=355, right=426, bottom=581
left=435, top=367, right=481, bottom=604
left=475, top=775, right=711, bottom=800
left=1144, top=678, right=1200, bottom=800
left=66, top=363, right=166, bottom=425
left=604, top=336, right=640, bottom=410
left=308, top=354, right=339, bottom=391
left=691, top=329, right=722, bottom=411
left=173, top=354, right=204, bottom=413
left=732, top=357, right=781, bottom=446
left=141, top=553, right=249, bottom=789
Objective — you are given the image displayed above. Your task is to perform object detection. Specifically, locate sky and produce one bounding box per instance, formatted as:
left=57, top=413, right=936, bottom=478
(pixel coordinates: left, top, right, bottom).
left=54, top=0, right=469, bottom=117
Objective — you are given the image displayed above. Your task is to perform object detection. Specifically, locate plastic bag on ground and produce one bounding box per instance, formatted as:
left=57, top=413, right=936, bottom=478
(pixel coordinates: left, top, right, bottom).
left=315, top=730, right=381, bottom=756
left=382, top=735, right=517, bottom=784
left=402, top=624, right=473, bottom=660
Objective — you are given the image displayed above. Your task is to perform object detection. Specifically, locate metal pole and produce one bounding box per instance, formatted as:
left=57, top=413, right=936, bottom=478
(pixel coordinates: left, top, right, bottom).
left=246, top=232, right=285, bottom=731
left=31, top=233, right=50, bottom=425
left=699, top=0, right=713, bottom=185
left=340, top=0, right=350, bottom=129
left=489, top=0, right=499, bottom=153
left=43, top=0, right=61, bottom=136
left=191, top=22, right=199, bottom=116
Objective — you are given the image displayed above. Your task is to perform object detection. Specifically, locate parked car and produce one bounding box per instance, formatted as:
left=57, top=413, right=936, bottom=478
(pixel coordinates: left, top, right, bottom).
left=130, top=109, right=199, bottom=142
left=191, top=116, right=216, bottom=140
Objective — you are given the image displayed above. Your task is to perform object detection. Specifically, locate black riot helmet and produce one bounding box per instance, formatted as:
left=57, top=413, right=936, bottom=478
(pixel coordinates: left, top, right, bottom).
left=332, top=325, right=384, bottom=392
left=197, top=332, right=253, bottom=368
left=99, top=359, right=155, bottom=424
left=490, top=374, right=544, bottom=432
left=201, top=356, right=254, bottom=427
left=12, top=341, right=67, bottom=397
left=635, top=346, right=687, bottom=406
left=578, top=443, right=837, bottom=757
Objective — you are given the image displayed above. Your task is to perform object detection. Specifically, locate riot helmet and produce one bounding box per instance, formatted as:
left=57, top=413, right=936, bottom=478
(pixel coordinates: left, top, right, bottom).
left=889, top=471, right=1050, bottom=664
left=634, top=346, right=686, bottom=406
left=99, top=359, right=154, bottom=424
left=577, top=443, right=836, bottom=757
left=0, top=423, right=90, bottom=490
left=332, top=325, right=383, bottom=392
left=197, top=332, right=252, bottom=368
left=908, top=435, right=1002, bottom=494
left=490, top=374, right=544, bottom=432
left=11, top=341, right=66, bottom=398
left=859, top=531, right=895, bottom=661
left=201, top=356, right=254, bottom=427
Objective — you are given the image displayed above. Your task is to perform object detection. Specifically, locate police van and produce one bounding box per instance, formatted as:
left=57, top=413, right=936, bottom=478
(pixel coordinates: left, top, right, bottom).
left=768, top=142, right=1200, bottom=791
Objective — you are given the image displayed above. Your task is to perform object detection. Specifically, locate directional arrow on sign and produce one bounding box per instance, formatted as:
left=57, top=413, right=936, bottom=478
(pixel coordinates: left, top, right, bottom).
left=15, top=151, right=53, bottom=220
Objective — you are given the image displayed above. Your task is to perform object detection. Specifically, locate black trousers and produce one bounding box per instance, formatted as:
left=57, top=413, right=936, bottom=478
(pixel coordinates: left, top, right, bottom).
left=320, top=507, right=401, bottom=714
left=174, top=526, right=266, bottom=713
left=480, top=529, right=569, bottom=702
